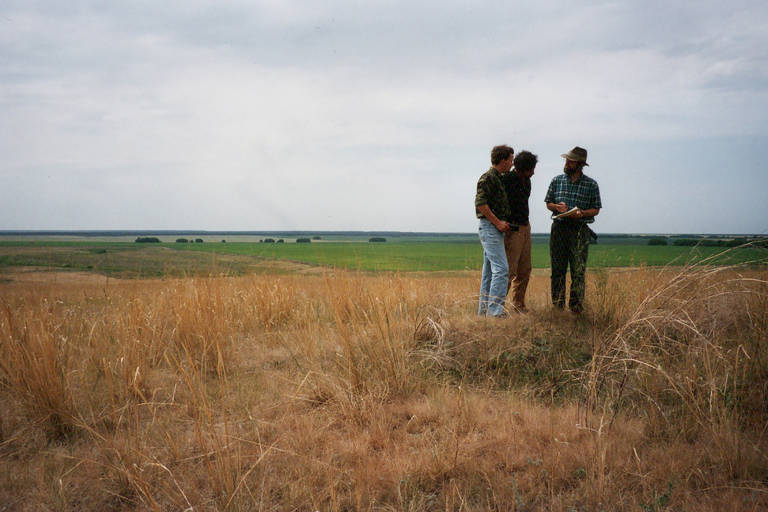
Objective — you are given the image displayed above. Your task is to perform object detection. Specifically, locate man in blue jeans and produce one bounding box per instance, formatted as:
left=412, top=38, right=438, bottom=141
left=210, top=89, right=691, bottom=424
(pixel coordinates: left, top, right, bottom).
left=475, top=145, right=515, bottom=317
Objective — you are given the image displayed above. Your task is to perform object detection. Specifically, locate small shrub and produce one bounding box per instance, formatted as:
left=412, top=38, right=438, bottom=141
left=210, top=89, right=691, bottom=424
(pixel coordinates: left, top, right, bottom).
left=176, top=238, right=189, bottom=243
left=296, top=238, right=311, bottom=243
left=369, top=237, right=387, bottom=243
left=135, top=237, right=160, bottom=243
left=648, top=237, right=668, bottom=246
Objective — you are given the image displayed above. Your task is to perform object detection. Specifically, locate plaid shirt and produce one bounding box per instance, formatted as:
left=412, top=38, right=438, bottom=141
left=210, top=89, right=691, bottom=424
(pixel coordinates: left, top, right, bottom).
left=475, top=167, right=511, bottom=221
left=544, top=173, right=602, bottom=224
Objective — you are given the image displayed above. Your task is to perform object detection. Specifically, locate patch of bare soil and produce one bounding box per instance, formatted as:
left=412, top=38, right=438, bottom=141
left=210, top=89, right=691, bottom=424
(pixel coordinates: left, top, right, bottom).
left=0, top=261, right=329, bottom=286
left=256, top=259, right=335, bottom=275
left=0, top=268, right=125, bottom=285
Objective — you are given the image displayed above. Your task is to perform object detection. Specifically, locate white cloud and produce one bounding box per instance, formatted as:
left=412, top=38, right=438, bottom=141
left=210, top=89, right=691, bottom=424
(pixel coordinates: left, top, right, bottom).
left=1, top=0, right=767, bottom=232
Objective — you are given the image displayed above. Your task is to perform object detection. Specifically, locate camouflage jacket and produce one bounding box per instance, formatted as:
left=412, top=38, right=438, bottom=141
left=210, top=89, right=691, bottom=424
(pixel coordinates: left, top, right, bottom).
left=475, top=167, right=511, bottom=221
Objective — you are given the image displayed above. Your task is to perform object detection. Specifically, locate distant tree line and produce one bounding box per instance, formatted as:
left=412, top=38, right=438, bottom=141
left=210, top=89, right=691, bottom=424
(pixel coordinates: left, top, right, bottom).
left=672, top=238, right=767, bottom=248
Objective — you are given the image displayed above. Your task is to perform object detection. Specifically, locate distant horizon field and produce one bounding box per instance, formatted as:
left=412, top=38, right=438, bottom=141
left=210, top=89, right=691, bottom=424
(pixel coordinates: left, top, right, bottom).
left=0, top=239, right=766, bottom=276
left=1, top=231, right=766, bottom=247
left=1, top=230, right=766, bottom=240
left=176, top=240, right=768, bottom=271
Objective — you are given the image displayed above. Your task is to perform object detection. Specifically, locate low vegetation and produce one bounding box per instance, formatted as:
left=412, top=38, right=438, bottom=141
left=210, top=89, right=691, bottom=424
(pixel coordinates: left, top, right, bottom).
left=674, top=237, right=768, bottom=248
left=1, top=259, right=766, bottom=510
left=2, top=240, right=766, bottom=275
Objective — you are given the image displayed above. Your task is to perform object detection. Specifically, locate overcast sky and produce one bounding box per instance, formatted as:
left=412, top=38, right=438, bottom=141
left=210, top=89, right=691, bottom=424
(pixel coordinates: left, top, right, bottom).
left=2, top=1, right=767, bottom=234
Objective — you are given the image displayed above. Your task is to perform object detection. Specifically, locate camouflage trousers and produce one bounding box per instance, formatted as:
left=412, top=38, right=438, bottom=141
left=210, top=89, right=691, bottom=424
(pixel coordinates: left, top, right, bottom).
left=549, top=221, right=591, bottom=312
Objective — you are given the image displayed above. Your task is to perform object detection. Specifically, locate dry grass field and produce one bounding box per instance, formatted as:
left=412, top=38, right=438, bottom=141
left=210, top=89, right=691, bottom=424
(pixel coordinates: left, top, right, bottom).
left=1, top=264, right=767, bottom=510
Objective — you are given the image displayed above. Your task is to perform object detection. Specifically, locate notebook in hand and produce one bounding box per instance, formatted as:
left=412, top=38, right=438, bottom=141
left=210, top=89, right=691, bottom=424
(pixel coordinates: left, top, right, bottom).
left=552, top=207, right=579, bottom=219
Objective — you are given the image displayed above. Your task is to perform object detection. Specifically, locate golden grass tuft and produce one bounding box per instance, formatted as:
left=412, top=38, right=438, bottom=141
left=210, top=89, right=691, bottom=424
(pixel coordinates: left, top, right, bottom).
left=0, top=264, right=767, bottom=510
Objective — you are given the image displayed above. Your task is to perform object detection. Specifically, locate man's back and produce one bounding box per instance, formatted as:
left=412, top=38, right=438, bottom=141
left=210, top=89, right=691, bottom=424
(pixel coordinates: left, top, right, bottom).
left=501, top=170, right=531, bottom=226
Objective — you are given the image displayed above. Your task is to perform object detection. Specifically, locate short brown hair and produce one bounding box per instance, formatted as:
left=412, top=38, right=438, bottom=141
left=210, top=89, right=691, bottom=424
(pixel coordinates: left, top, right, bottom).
left=490, top=145, right=514, bottom=165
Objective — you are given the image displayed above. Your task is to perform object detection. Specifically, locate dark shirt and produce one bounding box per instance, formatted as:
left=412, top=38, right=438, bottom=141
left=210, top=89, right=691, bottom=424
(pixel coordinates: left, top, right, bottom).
left=544, top=173, right=602, bottom=224
left=475, top=167, right=511, bottom=221
left=501, top=169, right=531, bottom=225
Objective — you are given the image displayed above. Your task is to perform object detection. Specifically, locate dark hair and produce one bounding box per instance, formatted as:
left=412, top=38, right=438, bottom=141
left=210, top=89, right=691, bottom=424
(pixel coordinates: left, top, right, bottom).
left=490, top=145, right=514, bottom=165
left=513, top=150, right=538, bottom=173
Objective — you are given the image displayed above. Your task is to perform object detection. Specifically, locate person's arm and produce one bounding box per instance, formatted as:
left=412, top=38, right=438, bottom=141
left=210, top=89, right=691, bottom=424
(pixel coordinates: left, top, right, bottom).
left=477, top=204, right=512, bottom=233
left=574, top=207, right=600, bottom=219
left=544, top=178, right=567, bottom=214
left=547, top=202, right=568, bottom=214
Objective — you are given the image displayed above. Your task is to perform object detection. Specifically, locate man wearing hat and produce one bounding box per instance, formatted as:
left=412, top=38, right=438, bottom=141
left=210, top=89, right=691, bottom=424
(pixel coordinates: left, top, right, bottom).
left=544, top=146, right=602, bottom=313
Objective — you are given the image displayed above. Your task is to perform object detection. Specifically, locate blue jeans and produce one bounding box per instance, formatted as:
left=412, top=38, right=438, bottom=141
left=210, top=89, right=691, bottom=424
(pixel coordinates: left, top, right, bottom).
left=478, top=218, right=509, bottom=316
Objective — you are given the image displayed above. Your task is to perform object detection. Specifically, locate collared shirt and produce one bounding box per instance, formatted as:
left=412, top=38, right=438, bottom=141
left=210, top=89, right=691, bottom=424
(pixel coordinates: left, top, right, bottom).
left=475, top=167, right=511, bottom=221
left=544, top=173, right=602, bottom=224
left=501, top=169, right=531, bottom=225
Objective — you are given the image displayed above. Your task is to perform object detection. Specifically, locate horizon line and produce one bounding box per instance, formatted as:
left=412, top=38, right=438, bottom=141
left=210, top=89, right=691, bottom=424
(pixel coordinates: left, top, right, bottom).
left=1, top=230, right=766, bottom=238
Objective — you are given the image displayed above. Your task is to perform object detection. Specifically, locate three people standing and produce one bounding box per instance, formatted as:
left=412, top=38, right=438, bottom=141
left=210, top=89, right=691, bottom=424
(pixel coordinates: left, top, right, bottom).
left=475, top=144, right=601, bottom=316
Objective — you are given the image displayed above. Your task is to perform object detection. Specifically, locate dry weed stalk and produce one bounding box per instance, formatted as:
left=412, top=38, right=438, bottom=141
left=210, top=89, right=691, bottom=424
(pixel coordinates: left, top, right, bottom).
left=582, top=260, right=768, bottom=473
left=0, top=301, right=77, bottom=438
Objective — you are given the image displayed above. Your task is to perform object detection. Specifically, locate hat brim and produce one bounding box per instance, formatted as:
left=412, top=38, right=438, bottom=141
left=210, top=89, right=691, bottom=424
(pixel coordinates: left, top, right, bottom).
left=561, top=153, right=589, bottom=166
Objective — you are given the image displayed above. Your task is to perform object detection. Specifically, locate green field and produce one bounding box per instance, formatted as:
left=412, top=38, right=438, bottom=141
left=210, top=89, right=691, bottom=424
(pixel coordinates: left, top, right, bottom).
left=0, top=239, right=766, bottom=277
left=177, top=241, right=768, bottom=271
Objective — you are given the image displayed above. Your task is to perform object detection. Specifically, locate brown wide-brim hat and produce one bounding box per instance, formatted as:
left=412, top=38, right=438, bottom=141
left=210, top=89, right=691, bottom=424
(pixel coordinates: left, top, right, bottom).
left=561, top=146, right=589, bottom=166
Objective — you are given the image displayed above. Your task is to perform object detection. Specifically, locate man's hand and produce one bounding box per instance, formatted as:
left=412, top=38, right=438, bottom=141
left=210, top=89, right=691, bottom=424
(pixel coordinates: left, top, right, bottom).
left=555, top=202, right=568, bottom=213
left=477, top=204, right=512, bottom=233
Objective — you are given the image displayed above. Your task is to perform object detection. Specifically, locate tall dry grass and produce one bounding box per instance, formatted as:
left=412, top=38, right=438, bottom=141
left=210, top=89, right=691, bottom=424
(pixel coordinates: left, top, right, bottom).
left=0, top=264, right=766, bottom=510
left=582, top=263, right=768, bottom=481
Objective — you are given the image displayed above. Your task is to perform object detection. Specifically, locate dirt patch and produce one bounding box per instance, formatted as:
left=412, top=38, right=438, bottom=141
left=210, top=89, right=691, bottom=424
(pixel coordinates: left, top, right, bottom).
left=0, top=268, right=126, bottom=285
left=255, top=259, right=332, bottom=275
left=0, top=260, right=330, bottom=285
